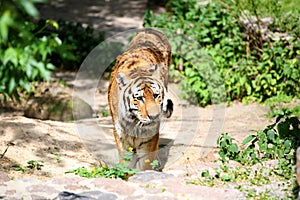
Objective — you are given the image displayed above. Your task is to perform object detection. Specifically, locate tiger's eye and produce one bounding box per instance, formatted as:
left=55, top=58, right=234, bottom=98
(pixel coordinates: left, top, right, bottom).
left=137, top=96, right=143, bottom=101
left=153, top=94, right=159, bottom=98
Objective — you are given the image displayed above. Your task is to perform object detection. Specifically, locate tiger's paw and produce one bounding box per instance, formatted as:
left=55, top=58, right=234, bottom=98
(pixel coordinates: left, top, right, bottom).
left=163, top=99, right=173, bottom=118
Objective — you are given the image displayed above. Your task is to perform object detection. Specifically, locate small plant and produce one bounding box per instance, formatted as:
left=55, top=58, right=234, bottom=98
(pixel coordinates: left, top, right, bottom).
left=101, top=109, right=109, bottom=117
left=150, top=159, right=160, bottom=170
left=27, top=160, right=44, bottom=170
left=12, top=160, right=44, bottom=173
left=13, top=166, right=25, bottom=172
left=65, top=164, right=137, bottom=180
left=217, top=114, right=299, bottom=168
left=66, top=147, right=138, bottom=180
left=217, top=133, right=239, bottom=163
left=54, top=153, right=61, bottom=163
left=267, top=105, right=300, bottom=119
left=189, top=111, right=300, bottom=198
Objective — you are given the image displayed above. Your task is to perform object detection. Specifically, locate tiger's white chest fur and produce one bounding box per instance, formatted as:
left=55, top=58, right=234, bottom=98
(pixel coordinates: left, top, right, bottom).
left=115, top=116, right=160, bottom=139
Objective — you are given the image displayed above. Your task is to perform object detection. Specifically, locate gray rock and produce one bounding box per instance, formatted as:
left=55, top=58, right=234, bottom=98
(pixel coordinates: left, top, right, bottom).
left=128, top=170, right=174, bottom=182
left=24, top=92, right=93, bottom=121
left=58, top=191, right=117, bottom=200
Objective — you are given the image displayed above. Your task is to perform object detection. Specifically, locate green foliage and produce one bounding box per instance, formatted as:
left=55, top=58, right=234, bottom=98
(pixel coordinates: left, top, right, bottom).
left=217, top=133, right=239, bottom=163
left=26, top=160, right=44, bottom=170
left=150, top=159, right=160, bottom=170
left=13, top=166, right=25, bottom=172
left=12, top=0, right=46, bottom=17
left=66, top=147, right=162, bottom=180
left=40, top=20, right=105, bottom=70
left=189, top=164, right=274, bottom=186
left=229, top=0, right=300, bottom=38
left=216, top=114, right=299, bottom=196
left=144, top=0, right=300, bottom=105
left=189, top=112, right=299, bottom=198
left=66, top=149, right=137, bottom=180
left=0, top=0, right=104, bottom=101
left=0, top=0, right=60, bottom=100
left=12, top=160, right=43, bottom=172
left=65, top=164, right=137, bottom=180
left=101, top=109, right=109, bottom=117
left=217, top=114, right=300, bottom=168
left=267, top=105, right=300, bottom=119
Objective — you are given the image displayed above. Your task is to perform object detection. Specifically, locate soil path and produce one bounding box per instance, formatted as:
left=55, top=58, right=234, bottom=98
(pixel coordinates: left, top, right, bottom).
left=36, top=0, right=147, bottom=37
left=0, top=1, right=278, bottom=199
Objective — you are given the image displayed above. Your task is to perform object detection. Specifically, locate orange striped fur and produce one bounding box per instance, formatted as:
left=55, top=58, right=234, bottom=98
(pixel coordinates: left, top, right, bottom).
left=108, top=28, right=173, bottom=170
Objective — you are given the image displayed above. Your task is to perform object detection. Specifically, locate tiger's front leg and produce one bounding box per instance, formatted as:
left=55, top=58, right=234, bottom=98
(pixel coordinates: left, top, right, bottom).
left=130, top=133, right=160, bottom=171
left=112, top=128, right=125, bottom=160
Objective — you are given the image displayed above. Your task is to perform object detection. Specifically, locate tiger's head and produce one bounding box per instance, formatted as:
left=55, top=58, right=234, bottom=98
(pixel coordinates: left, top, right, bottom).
left=116, top=65, right=173, bottom=126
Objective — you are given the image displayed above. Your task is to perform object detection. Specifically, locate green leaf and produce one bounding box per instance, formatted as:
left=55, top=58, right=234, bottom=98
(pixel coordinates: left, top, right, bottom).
left=46, top=63, right=56, bottom=71
left=231, top=143, right=238, bottom=153
left=8, top=77, right=16, bottom=94
left=267, top=130, right=275, bottom=140
left=284, top=140, right=291, bottom=153
left=0, top=10, right=14, bottom=42
left=46, top=19, right=59, bottom=30
left=201, top=170, right=210, bottom=178
left=242, top=135, right=255, bottom=145
left=4, top=47, right=18, bottom=66
left=13, top=166, right=25, bottom=172
left=18, top=0, right=40, bottom=17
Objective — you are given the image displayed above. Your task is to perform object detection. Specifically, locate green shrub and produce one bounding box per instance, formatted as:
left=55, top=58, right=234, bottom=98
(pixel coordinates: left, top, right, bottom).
left=0, top=0, right=104, bottom=101
left=218, top=114, right=300, bottom=179
left=65, top=164, right=137, bottom=180
left=144, top=0, right=300, bottom=105
left=191, top=112, right=300, bottom=198
left=37, top=20, right=105, bottom=70
left=0, top=0, right=61, bottom=100
left=66, top=150, right=137, bottom=180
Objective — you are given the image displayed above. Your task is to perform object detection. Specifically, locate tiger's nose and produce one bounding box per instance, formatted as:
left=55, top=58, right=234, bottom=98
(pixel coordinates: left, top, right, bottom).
left=146, top=104, right=159, bottom=120
left=148, top=113, right=159, bottom=120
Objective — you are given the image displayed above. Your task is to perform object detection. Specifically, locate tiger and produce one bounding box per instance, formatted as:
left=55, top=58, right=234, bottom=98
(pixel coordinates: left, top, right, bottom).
left=108, top=28, right=173, bottom=171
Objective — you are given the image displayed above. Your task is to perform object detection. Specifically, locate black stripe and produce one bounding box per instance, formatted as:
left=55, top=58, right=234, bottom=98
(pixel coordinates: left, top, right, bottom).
left=123, top=84, right=132, bottom=112
left=128, top=85, right=133, bottom=96
left=138, top=137, right=154, bottom=148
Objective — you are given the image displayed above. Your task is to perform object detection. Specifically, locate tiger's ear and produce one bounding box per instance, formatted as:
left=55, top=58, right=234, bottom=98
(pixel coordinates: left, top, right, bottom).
left=116, top=72, right=127, bottom=88
left=149, top=64, right=161, bottom=79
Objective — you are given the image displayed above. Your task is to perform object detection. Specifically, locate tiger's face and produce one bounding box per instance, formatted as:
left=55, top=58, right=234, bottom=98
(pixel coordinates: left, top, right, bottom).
left=119, top=77, right=165, bottom=126
left=130, top=81, right=164, bottom=124
left=116, top=64, right=173, bottom=127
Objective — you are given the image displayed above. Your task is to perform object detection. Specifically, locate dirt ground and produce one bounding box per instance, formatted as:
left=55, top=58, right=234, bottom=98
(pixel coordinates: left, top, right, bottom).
left=0, top=70, right=275, bottom=180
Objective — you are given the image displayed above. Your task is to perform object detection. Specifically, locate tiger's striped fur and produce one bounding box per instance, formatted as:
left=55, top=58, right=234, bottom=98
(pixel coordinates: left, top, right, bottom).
left=108, top=28, right=173, bottom=170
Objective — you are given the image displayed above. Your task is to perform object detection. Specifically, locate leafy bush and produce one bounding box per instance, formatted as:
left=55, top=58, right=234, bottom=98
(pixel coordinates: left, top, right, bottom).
left=0, top=0, right=105, bottom=100
left=0, top=0, right=63, bottom=100
left=37, top=20, right=105, bottom=70
left=144, top=0, right=300, bottom=105
left=65, top=164, right=137, bottom=180
left=190, top=112, right=300, bottom=198
left=66, top=148, right=160, bottom=180
left=66, top=150, right=137, bottom=180
left=267, top=105, right=300, bottom=119
left=218, top=114, right=300, bottom=178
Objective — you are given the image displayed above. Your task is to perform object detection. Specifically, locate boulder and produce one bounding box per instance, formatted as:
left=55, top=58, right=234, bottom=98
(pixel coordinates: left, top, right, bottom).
left=24, top=92, right=93, bottom=121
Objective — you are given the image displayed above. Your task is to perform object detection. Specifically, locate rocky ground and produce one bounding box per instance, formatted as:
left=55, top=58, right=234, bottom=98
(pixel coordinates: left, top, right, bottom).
left=0, top=0, right=296, bottom=199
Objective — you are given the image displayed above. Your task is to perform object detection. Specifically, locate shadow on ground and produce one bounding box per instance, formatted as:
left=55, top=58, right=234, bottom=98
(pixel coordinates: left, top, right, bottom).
left=37, top=0, right=147, bottom=37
